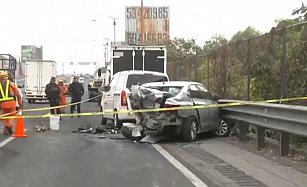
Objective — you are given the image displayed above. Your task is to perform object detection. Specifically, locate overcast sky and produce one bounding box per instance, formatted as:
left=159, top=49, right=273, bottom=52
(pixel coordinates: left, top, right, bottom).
left=0, top=0, right=303, bottom=74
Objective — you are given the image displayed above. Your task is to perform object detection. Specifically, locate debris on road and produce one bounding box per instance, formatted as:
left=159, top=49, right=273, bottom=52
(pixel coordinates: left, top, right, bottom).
left=140, top=134, right=167, bottom=144
left=35, top=122, right=50, bottom=132
left=72, top=122, right=119, bottom=135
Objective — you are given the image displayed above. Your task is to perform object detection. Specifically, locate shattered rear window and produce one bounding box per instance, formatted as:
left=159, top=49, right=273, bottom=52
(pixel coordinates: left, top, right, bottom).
left=147, top=86, right=183, bottom=97
left=126, top=74, right=168, bottom=89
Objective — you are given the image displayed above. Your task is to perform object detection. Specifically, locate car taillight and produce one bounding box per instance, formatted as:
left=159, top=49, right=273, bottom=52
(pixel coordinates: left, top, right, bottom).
left=121, top=90, right=127, bottom=106
left=163, top=104, right=179, bottom=112
left=154, top=98, right=161, bottom=104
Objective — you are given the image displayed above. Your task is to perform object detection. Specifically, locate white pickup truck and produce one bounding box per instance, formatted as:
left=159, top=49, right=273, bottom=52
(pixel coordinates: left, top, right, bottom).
left=99, top=70, right=169, bottom=127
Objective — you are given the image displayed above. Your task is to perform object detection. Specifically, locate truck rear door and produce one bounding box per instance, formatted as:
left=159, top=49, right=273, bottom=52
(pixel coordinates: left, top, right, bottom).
left=25, top=62, right=39, bottom=93
left=112, top=48, right=166, bottom=74
left=143, top=49, right=165, bottom=73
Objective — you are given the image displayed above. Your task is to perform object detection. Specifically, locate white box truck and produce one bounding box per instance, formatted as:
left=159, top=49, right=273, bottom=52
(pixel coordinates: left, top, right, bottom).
left=25, top=60, right=57, bottom=103
left=96, top=45, right=167, bottom=85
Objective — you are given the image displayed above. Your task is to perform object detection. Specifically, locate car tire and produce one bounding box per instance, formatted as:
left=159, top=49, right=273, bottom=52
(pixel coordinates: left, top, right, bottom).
left=97, top=97, right=101, bottom=106
left=100, top=107, right=107, bottom=125
left=120, top=126, right=144, bottom=141
left=215, top=119, right=231, bottom=137
left=113, top=110, right=123, bottom=130
left=88, top=95, right=93, bottom=102
left=181, top=117, right=198, bottom=142
left=27, top=99, right=31, bottom=104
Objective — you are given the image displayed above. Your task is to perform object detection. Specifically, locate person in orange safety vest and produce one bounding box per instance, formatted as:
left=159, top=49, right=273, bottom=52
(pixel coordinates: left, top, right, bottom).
left=58, top=80, right=68, bottom=113
left=0, top=71, right=22, bottom=135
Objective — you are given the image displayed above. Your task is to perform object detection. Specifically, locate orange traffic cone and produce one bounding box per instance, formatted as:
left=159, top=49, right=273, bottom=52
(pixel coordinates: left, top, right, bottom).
left=12, top=114, right=27, bottom=138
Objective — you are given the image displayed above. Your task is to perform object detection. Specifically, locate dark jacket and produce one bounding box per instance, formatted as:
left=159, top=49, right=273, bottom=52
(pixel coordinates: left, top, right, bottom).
left=45, top=83, right=60, bottom=100
left=69, top=82, right=84, bottom=99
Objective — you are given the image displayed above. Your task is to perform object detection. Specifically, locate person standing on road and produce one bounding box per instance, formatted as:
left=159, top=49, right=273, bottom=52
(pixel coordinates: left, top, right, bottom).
left=0, top=71, right=22, bottom=135
left=45, top=77, right=61, bottom=115
left=69, top=76, right=84, bottom=118
left=58, top=80, right=68, bottom=113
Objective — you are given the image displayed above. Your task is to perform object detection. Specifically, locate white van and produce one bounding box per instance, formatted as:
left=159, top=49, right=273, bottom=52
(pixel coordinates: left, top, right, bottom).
left=99, top=70, right=169, bottom=127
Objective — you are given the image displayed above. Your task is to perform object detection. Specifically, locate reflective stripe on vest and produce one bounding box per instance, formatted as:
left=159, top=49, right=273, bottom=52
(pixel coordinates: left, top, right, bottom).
left=0, top=80, right=14, bottom=102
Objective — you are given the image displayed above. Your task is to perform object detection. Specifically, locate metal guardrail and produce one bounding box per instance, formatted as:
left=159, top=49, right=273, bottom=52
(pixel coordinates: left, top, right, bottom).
left=219, top=100, right=307, bottom=156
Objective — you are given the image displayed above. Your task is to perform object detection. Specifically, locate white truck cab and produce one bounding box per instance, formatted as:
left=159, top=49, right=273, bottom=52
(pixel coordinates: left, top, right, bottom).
left=100, top=70, right=169, bottom=127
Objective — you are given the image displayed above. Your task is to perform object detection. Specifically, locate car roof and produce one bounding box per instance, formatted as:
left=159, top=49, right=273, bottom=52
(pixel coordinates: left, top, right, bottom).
left=142, top=81, right=201, bottom=87
left=115, top=70, right=168, bottom=77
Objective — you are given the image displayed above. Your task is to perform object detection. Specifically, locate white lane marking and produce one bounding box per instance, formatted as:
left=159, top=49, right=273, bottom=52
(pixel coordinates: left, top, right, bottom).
left=0, top=137, right=15, bottom=148
left=0, top=129, right=28, bottom=148
left=152, top=144, right=208, bottom=187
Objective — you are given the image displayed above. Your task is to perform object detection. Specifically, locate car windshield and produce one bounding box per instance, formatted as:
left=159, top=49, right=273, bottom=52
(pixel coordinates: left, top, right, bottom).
left=126, top=74, right=168, bottom=89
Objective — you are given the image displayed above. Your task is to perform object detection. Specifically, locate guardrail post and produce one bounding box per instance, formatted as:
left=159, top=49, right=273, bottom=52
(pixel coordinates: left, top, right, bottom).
left=239, top=121, right=249, bottom=141
left=280, top=132, right=289, bottom=156
left=257, top=126, right=265, bottom=148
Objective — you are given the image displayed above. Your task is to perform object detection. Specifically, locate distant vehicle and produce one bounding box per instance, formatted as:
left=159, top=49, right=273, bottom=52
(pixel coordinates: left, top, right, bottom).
left=99, top=70, right=169, bottom=127
left=25, top=60, right=56, bottom=103
left=88, top=79, right=102, bottom=103
left=124, top=81, right=231, bottom=141
left=0, top=54, right=17, bottom=82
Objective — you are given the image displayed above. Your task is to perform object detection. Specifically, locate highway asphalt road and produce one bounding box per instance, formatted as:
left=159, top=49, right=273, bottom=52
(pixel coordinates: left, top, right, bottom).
left=0, top=78, right=198, bottom=187
left=1, top=77, right=303, bottom=187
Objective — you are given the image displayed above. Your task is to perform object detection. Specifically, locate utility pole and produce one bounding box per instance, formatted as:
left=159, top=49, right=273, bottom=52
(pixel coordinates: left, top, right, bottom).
left=104, top=38, right=110, bottom=66
left=109, top=16, right=118, bottom=46
left=62, top=62, right=64, bottom=75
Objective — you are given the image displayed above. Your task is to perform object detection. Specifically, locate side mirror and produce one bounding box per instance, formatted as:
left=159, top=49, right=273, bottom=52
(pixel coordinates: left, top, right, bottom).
left=98, top=85, right=111, bottom=92
left=17, top=83, right=24, bottom=88
left=213, top=94, right=221, bottom=101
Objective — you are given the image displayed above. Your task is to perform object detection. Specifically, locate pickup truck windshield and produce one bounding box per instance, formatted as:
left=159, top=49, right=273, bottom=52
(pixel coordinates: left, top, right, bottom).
left=126, top=74, right=168, bottom=89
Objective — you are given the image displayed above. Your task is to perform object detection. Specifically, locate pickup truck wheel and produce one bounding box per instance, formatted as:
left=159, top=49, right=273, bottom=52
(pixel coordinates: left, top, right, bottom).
left=114, top=111, right=123, bottom=130
left=97, top=97, right=101, bottom=106
left=100, top=107, right=107, bottom=125
left=181, top=117, right=198, bottom=142
left=27, top=99, right=32, bottom=104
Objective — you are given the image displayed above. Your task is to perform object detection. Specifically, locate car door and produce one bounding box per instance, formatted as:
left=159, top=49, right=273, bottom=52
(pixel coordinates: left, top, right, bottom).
left=102, top=73, right=119, bottom=118
left=187, top=84, right=209, bottom=131
left=196, top=84, right=219, bottom=129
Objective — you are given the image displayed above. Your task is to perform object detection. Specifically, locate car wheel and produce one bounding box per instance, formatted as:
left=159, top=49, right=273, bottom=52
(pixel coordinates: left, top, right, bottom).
left=181, top=117, right=198, bottom=142
left=216, top=119, right=231, bottom=137
left=120, top=126, right=144, bottom=141
left=27, top=99, right=31, bottom=104
left=97, top=98, right=101, bottom=106
left=100, top=107, right=107, bottom=125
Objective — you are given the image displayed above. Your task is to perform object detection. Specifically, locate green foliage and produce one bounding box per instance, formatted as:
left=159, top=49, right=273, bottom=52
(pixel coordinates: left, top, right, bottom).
left=167, top=5, right=307, bottom=102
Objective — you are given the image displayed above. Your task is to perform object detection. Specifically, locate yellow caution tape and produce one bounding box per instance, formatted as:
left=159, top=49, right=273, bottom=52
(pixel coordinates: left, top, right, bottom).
left=0, top=94, right=103, bottom=117
left=0, top=96, right=307, bottom=119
